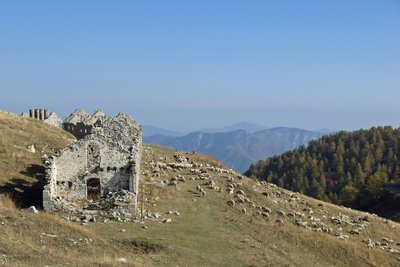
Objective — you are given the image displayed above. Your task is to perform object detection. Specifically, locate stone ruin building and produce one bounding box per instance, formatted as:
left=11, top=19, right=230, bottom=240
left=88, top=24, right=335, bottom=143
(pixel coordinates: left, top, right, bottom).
left=22, top=108, right=62, bottom=127
left=62, top=109, right=106, bottom=139
left=43, top=109, right=142, bottom=219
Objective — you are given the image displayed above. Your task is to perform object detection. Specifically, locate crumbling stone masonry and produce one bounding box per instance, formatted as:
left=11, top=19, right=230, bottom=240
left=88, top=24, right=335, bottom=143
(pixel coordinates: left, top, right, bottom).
left=30, top=108, right=49, bottom=120
left=62, top=109, right=106, bottom=139
left=43, top=110, right=142, bottom=216
left=21, top=108, right=62, bottom=127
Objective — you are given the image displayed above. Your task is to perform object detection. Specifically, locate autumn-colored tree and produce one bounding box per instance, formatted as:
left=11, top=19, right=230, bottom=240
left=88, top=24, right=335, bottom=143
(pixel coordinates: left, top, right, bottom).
left=340, top=184, right=359, bottom=207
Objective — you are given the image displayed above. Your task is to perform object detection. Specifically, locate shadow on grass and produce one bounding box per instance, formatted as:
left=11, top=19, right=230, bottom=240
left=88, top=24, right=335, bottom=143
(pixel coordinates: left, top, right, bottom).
left=0, top=164, right=45, bottom=209
left=119, top=239, right=165, bottom=254
left=187, top=189, right=201, bottom=197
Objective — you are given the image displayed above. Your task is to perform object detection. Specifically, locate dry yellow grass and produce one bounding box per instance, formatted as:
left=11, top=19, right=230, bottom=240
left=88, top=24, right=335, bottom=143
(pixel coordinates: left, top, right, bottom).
left=0, top=111, right=74, bottom=207
left=0, top=194, right=16, bottom=210
left=0, top=198, right=144, bottom=266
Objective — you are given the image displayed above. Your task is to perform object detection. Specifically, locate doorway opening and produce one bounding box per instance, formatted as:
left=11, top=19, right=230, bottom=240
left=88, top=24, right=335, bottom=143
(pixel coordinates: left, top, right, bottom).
left=87, top=178, right=101, bottom=200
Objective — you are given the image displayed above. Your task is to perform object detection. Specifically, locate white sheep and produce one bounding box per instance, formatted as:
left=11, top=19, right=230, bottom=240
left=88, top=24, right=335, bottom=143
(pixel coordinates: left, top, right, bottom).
left=227, top=199, right=235, bottom=207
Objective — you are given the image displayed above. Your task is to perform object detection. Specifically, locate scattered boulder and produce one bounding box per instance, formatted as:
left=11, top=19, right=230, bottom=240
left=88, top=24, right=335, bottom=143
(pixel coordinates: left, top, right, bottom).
left=162, top=218, right=172, bottom=223
left=167, top=211, right=180, bottom=216
left=24, top=206, right=38, bottom=214
left=27, top=144, right=35, bottom=153
left=0, top=254, right=7, bottom=264
left=117, top=258, right=127, bottom=263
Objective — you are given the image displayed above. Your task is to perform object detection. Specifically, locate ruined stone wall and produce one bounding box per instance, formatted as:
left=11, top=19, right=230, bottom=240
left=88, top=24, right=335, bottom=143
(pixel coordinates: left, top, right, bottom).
left=43, top=112, right=62, bottom=127
left=43, top=111, right=142, bottom=214
left=29, top=109, right=49, bottom=120
left=62, top=109, right=105, bottom=139
left=22, top=108, right=62, bottom=127
left=46, top=138, right=132, bottom=199
left=62, top=122, right=93, bottom=139
left=131, top=130, right=142, bottom=194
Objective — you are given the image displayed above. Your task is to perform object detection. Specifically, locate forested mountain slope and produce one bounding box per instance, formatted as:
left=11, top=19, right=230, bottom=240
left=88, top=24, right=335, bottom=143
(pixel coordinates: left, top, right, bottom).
left=245, top=126, right=400, bottom=220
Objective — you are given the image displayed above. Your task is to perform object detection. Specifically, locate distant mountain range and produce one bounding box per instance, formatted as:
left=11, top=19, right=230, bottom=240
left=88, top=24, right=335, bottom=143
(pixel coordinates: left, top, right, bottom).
left=142, top=125, right=185, bottom=137
left=142, top=121, right=268, bottom=137
left=198, top=121, right=267, bottom=133
left=144, top=126, right=325, bottom=172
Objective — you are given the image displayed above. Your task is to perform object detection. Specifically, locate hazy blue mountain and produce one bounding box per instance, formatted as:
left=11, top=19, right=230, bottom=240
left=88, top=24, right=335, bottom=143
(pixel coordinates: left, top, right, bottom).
left=144, top=127, right=325, bottom=172
left=143, top=121, right=265, bottom=137
left=316, top=128, right=336, bottom=134
left=199, top=121, right=267, bottom=133
left=142, top=125, right=185, bottom=137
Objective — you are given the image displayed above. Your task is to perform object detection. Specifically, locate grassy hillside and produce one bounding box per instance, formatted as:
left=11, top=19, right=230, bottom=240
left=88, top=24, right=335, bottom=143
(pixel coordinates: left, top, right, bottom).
left=0, top=112, right=399, bottom=266
left=120, top=145, right=400, bottom=266
left=0, top=111, right=74, bottom=207
left=0, top=197, right=149, bottom=266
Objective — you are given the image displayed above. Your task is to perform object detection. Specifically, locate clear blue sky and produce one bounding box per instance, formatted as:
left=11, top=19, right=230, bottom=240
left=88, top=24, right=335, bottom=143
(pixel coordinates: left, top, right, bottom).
left=1, top=0, right=399, bottom=132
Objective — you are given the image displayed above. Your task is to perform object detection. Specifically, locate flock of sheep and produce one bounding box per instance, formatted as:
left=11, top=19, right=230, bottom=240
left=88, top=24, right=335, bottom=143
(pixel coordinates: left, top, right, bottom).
left=143, top=148, right=400, bottom=258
